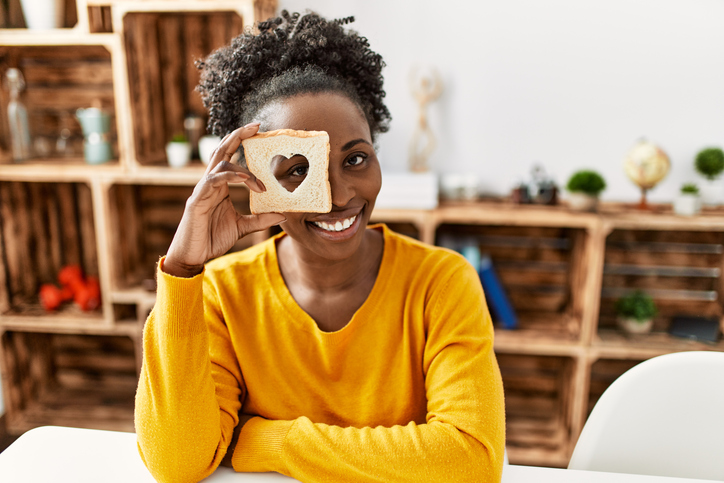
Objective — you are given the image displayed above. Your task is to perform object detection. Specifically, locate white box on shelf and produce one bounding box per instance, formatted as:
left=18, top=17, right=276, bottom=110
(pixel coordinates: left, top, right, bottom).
left=376, top=171, right=439, bottom=209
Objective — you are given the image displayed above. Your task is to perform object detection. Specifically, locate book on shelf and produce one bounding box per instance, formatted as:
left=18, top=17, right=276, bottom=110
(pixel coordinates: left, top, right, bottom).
left=460, top=245, right=518, bottom=330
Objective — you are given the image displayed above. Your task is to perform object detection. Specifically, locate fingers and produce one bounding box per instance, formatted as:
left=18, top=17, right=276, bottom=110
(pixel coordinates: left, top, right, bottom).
left=205, top=167, right=266, bottom=193
left=206, top=122, right=261, bottom=174
left=237, top=213, right=286, bottom=237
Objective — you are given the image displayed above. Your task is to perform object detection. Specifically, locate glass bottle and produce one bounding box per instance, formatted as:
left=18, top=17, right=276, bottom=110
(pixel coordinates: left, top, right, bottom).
left=5, top=68, right=31, bottom=162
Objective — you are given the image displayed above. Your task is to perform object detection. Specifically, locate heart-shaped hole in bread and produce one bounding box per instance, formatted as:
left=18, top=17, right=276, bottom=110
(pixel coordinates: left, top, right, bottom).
left=270, top=154, right=309, bottom=193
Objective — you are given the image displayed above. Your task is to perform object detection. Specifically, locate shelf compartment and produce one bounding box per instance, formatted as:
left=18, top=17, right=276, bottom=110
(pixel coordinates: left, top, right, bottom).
left=0, top=0, right=77, bottom=29
left=122, top=10, right=244, bottom=166
left=498, top=353, right=576, bottom=468
left=0, top=44, right=118, bottom=166
left=586, top=358, right=642, bottom=417
left=108, top=183, right=260, bottom=292
left=1, top=331, right=137, bottom=434
left=437, top=223, right=587, bottom=341
left=599, top=228, right=724, bottom=335
left=0, top=181, right=102, bottom=323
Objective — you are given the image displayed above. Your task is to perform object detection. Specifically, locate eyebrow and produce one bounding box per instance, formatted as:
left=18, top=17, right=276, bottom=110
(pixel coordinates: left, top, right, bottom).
left=341, top=138, right=372, bottom=151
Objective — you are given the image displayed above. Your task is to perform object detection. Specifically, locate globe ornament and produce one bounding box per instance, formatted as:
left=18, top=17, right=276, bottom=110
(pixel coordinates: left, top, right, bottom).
left=623, top=139, right=671, bottom=209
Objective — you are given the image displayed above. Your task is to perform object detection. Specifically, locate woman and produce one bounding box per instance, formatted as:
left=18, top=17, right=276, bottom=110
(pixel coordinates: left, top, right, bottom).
left=135, top=11, right=505, bottom=483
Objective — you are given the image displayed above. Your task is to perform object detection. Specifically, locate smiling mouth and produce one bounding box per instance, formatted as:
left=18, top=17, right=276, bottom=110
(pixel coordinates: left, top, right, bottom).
left=312, top=215, right=357, bottom=232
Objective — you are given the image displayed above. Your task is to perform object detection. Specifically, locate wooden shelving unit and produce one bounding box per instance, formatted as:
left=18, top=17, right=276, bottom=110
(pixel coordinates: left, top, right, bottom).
left=1, top=0, right=722, bottom=469
left=372, top=202, right=724, bottom=467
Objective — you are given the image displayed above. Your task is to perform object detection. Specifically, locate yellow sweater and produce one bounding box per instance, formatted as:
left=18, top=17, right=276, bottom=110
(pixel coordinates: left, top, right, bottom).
left=135, top=225, right=505, bottom=483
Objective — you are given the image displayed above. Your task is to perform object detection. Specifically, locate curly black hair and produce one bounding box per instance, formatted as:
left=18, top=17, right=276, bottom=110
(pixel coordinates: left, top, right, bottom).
left=196, top=10, right=391, bottom=142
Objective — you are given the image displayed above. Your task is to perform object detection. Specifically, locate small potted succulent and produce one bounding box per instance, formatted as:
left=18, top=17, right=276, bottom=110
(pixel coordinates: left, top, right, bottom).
left=615, top=290, right=657, bottom=335
left=673, top=183, right=701, bottom=216
left=166, top=133, right=192, bottom=168
left=695, top=147, right=724, bottom=205
left=566, top=170, right=606, bottom=211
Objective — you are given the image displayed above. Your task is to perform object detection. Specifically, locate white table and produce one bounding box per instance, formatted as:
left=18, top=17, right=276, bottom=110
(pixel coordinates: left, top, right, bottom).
left=0, top=426, right=715, bottom=483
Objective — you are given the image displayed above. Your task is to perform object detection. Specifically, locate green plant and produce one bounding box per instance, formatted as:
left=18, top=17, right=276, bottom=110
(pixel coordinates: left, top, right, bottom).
left=566, top=170, right=606, bottom=196
left=170, top=133, right=188, bottom=143
left=680, top=183, right=699, bottom=195
left=694, top=147, right=724, bottom=180
left=615, top=290, right=657, bottom=322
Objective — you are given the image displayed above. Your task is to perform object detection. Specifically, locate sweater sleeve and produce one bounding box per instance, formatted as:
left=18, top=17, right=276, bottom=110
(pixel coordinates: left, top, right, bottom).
left=230, top=260, right=506, bottom=482
left=135, top=258, right=245, bottom=483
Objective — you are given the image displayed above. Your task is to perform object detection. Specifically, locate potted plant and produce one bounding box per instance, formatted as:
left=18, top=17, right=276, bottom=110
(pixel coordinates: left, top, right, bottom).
left=695, top=147, right=724, bottom=205
left=166, top=133, right=192, bottom=168
left=615, top=290, right=657, bottom=334
left=566, top=170, right=606, bottom=211
left=673, top=183, right=701, bottom=216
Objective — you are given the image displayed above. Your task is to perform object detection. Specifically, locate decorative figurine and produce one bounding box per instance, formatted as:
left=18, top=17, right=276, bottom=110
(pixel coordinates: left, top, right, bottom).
left=408, top=66, right=442, bottom=173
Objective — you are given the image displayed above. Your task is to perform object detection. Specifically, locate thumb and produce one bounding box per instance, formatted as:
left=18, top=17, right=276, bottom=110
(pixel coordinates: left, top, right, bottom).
left=237, top=213, right=286, bottom=237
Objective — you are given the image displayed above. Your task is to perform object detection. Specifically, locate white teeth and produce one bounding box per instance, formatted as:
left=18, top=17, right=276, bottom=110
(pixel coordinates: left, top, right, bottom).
left=313, top=215, right=357, bottom=232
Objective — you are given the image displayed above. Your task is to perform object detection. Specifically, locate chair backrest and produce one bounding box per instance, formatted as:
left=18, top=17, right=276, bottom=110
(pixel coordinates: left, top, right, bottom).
left=568, top=351, right=724, bottom=480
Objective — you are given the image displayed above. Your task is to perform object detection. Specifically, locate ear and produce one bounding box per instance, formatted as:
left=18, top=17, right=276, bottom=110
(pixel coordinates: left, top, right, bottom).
left=242, top=129, right=332, bottom=214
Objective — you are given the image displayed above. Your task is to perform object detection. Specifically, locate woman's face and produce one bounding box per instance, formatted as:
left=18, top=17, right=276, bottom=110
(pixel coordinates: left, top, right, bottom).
left=258, top=92, right=381, bottom=262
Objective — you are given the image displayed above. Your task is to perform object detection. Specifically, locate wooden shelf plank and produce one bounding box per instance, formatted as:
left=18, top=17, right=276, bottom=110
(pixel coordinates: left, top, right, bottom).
left=592, top=329, right=724, bottom=359
left=435, top=201, right=600, bottom=229
left=110, top=287, right=157, bottom=307
left=0, top=316, right=137, bottom=336
left=0, top=31, right=118, bottom=46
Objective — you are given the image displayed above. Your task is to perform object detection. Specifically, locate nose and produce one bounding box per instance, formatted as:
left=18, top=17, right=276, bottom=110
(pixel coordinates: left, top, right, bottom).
left=328, top=165, right=354, bottom=207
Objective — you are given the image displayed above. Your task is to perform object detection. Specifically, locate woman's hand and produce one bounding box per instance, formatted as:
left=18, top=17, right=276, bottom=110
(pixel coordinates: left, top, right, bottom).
left=163, top=123, right=285, bottom=278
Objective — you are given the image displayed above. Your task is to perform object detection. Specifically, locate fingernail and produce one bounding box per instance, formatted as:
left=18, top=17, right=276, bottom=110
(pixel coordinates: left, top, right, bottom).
left=236, top=172, right=249, bottom=178
left=257, top=179, right=266, bottom=192
left=243, top=121, right=261, bottom=128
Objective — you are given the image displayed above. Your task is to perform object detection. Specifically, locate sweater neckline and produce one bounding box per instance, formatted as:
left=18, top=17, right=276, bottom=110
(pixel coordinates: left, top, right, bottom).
left=265, top=224, right=393, bottom=336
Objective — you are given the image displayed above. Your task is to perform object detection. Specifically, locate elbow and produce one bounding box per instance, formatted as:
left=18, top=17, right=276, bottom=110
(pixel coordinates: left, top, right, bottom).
left=454, top=435, right=505, bottom=483
left=136, top=434, right=223, bottom=483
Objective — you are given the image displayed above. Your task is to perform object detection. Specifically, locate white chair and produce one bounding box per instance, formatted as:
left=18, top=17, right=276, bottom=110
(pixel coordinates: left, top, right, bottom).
left=568, top=351, right=724, bottom=480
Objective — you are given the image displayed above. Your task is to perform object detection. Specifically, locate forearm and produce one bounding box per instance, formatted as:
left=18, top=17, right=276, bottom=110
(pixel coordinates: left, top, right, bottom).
left=232, top=416, right=504, bottom=483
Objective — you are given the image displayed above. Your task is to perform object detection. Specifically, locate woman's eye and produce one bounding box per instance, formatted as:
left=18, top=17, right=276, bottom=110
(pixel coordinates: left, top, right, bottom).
left=347, top=154, right=366, bottom=166
left=291, top=165, right=308, bottom=177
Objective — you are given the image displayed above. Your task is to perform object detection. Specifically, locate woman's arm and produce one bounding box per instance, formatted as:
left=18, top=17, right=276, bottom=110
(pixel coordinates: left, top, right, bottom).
left=134, top=124, right=283, bottom=483
left=230, top=262, right=506, bottom=483
left=135, top=260, right=245, bottom=483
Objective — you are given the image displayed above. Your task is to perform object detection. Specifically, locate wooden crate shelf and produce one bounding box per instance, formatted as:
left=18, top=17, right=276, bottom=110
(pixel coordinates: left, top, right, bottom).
left=121, top=9, right=244, bottom=167
left=435, top=223, right=590, bottom=343
left=107, top=183, right=258, bottom=292
left=0, top=43, right=120, bottom=166
left=0, top=181, right=101, bottom=320
left=0, top=331, right=137, bottom=434
left=498, top=353, right=578, bottom=467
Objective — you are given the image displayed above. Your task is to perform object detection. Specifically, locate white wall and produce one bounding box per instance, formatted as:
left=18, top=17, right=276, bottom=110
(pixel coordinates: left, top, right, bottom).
left=279, top=0, right=724, bottom=202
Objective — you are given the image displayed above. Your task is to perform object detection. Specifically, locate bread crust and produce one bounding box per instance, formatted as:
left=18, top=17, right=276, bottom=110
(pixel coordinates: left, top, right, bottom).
left=242, top=129, right=332, bottom=214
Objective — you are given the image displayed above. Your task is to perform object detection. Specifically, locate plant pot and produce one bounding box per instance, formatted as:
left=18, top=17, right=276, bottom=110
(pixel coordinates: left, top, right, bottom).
left=617, top=316, right=654, bottom=335
left=673, top=193, right=701, bottom=216
left=699, top=179, right=723, bottom=206
left=567, top=192, right=598, bottom=212
left=20, top=0, right=64, bottom=29
left=198, top=135, right=221, bottom=165
left=166, top=142, right=192, bottom=168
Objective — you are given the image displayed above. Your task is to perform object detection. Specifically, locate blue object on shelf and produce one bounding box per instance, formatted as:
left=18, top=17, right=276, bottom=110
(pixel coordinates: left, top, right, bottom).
left=478, top=253, right=518, bottom=330
left=459, top=244, right=518, bottom=330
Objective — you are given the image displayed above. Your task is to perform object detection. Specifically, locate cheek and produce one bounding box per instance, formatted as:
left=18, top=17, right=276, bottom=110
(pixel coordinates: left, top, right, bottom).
left=367, top=162, right=382, bottom=200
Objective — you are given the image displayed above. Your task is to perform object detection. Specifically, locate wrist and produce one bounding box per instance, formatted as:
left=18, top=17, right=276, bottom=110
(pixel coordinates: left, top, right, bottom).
left=161, top=256, right=204, bottom=278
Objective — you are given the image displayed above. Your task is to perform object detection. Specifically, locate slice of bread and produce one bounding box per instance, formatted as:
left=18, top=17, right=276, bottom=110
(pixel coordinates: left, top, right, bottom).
left=242, top=129, right=332, bottom=214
